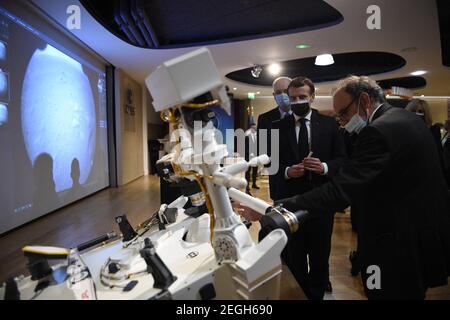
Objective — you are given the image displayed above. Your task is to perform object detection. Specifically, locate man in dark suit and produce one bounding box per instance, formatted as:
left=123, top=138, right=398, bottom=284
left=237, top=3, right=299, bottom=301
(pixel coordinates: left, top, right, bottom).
left=271, top=75, right=450, bottom=299
left=257, top=77, right=292, bottom=200
left=273, top=77, right=347, bottom=300
left=244, top=122, right=258, bottom=194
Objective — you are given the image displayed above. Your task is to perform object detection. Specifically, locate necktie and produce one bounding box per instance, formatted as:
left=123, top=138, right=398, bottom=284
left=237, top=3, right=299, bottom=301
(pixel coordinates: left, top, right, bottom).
left=298, top=118, right=309, bottom=160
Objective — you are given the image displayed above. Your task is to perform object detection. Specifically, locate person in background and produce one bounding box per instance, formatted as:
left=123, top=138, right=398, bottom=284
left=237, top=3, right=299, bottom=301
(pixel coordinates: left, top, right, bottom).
left=442, top=120, right=450, bottom=187
left=245, top=122, right=259, bottom=194
left=257, top=77, right=292, bottom=200
left=405, top=99, right=446, bottom=186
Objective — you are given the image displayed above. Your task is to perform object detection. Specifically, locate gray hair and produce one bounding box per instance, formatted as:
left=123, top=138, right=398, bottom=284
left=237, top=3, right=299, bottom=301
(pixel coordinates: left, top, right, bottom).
left=332, top=75, right=386, bottom=104
left=272, top=76, right=292, bottom=89
left=405, top=99, right=432, bottom=127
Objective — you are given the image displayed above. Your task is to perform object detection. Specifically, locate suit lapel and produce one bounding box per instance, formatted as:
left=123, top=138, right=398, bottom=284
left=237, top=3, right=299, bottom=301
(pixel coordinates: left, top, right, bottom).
left=310, top=110, right=320, bottom=155
left=285, top=115, right=300, bottom=161
left=371, top=103, right=392, bottom=123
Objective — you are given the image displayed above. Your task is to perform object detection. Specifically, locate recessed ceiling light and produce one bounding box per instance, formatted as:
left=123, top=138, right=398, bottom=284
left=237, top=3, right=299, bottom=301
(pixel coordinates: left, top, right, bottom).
left=256, top=91, right=260, bottom=94
left=233, top=87, right=237, bottom=90
left=315, top=54, right=334, bottom=66
left=296, top=44, right=311, bottom=49
left=410, top=70, right=427, bottom=76
left=268, top=63, right=281, bottom=75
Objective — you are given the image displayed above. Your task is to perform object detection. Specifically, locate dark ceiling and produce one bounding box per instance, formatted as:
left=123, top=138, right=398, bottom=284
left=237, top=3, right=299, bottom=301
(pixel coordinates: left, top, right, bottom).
left=377, top=76, right=427, bottom=90
left=225, top=52, right=407, bottom=86
left=79, top=0, right=343, bottom=49
left=436, top=0, right=450, bottom=67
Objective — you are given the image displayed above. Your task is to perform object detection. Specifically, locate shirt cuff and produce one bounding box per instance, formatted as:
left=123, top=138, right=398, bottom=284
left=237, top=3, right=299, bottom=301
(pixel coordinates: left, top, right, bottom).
left=285, top=167, right=290, bottom=179
left=322, top=162, right=328, bottom=175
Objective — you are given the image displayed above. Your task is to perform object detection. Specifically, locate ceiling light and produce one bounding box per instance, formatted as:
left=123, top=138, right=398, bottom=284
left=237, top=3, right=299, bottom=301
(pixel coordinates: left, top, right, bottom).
left=410, top=70, right=427, bottom=76
left=268, top=63, right=281, bottom=75
left=251, top=65, right=263, bottom=78
left=233, top=87, right=237, bottom=91
left=296, top=44, right=311, bottom=49
left=256, top=91, right=260, bottom=94
left=315, top=54, right=334, bottom=66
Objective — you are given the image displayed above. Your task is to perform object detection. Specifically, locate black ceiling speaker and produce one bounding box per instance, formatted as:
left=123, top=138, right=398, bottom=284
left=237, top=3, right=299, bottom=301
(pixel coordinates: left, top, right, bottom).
left=436, top=0, right=450, bottom=67
left=79, top=0, right=343, bottom=49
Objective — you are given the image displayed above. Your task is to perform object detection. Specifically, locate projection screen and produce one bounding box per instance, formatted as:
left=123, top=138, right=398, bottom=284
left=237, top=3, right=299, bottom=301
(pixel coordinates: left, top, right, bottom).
left=0, top=5, right=109, bottom=234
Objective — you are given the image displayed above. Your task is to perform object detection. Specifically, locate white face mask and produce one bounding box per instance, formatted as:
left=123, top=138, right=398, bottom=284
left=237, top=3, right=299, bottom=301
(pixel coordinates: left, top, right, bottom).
left=344, top=96, right=367, bottom=134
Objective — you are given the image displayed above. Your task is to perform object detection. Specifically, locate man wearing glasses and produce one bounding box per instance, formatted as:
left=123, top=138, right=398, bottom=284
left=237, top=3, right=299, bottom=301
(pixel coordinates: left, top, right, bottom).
left=239, top=75, right=450, bottom=300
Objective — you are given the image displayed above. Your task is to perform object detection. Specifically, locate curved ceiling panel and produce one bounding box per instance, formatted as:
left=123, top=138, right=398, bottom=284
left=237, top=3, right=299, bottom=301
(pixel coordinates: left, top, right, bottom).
left=437, top=0, right=450, bottom=67
left=225, top=52, right=406, bottom=86
left=377, top=76, right=427, bottom=90
left=80, top=0, right=343, bottom=49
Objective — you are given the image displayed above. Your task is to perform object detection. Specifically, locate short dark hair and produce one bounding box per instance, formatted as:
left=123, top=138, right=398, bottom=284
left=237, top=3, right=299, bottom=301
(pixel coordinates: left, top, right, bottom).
left=444, top=119, right=450, bottom=131
left=287, top=76, right=315, bottom=96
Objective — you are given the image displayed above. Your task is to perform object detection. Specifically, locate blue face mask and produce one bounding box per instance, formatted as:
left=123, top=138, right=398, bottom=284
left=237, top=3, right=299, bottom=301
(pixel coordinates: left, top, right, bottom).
left=274, top=93, right=291, bottom=112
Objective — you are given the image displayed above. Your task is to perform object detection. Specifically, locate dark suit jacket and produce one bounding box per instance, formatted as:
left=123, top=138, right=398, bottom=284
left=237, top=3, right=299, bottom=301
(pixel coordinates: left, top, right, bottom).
left=278, top=104, right=450, bottom=299
left=273, top=109, right=347, bottom=200
left=257, top=107, right=284, bottom=199
left=430, top=124, right=446, bottom=179
left=443, top=133, right=450, bottom=187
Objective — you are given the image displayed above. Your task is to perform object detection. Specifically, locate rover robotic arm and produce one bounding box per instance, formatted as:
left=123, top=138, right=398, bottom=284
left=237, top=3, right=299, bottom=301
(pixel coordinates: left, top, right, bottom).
left=146, top=48, right=279, bottom=263
left=145, top=48, right=310, bottom=298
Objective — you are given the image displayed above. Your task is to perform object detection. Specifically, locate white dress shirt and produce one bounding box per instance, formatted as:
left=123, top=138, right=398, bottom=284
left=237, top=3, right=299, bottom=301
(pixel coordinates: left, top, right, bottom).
left=369, top=103, right=384, bottom=123
left=442, top=132, right=449, bottom=147
left=285, top=110, right=329, bottom=178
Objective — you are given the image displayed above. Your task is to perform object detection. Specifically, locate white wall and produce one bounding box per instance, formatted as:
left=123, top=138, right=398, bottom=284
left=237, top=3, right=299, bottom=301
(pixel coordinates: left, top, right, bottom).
left=142, top=86, right=149, bottom=176
left=115, top=69, right=145, bottom=186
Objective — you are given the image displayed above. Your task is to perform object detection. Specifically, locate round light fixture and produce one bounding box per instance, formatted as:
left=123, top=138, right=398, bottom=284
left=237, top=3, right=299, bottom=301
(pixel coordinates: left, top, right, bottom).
left=410, top=70, right=427, bottom=76
left=315, top=54, right=334, bottom=66
left=268, top=63, right=281, bottom=75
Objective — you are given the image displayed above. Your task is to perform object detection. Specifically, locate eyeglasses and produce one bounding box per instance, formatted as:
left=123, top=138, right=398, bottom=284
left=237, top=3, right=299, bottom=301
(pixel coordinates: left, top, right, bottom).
left=335, top=97, right=357, bottom=120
